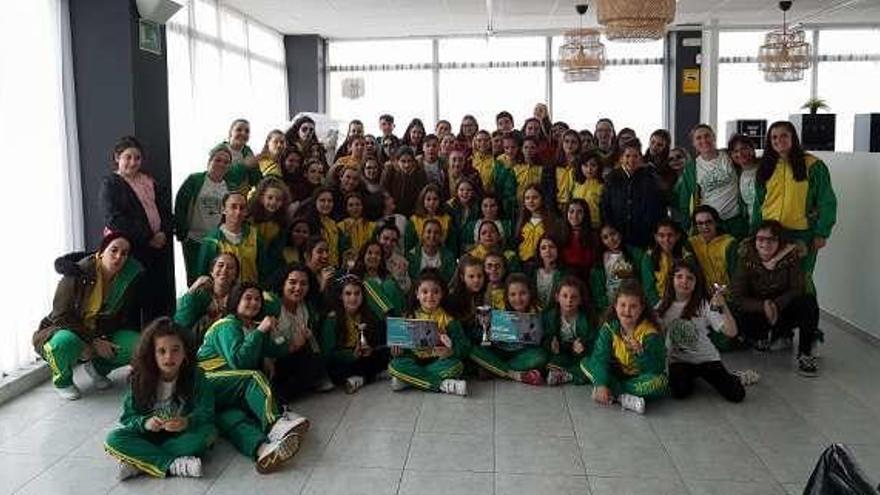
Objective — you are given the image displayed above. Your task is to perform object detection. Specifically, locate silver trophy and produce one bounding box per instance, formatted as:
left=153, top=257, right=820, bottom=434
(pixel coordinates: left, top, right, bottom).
left=710, top=283, right=727, bottom=312
left=477, top=305, right=492, bottom=347
left=358, top=322, right=369, bottom=348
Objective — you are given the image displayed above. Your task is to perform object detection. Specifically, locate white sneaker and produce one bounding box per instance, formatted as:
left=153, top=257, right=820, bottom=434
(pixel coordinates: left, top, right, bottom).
left=313, top=377, right=335, bottom=393
left=390, top=376, right=409, bottom=391
left=168, top=456, right=202, bottom=478
left=734, top=369, right=761, bottom=387
left=56, top=385, right=82, bottom=401
left=546, top=368, right=572, bottom=387
left=255, top=434, right=301, bottom=474
left=267, top=412, right=310, bottom=442
left=345, top=375, right=365, bottom=394
left=439, top=379, right=468, bottom=396
left=83, top=361, right=113, bottom=390
left=619, top=393, right=646, bottom=414
left=116, top=461, right=141, bottom=481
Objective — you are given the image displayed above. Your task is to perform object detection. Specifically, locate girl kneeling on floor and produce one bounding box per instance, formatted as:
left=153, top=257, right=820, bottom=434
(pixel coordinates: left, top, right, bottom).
left=582, top=280, right=668, bottom=414
left=469, top=273, right=548, bottom=386
left=197, top=282, right=309, bottom=474
left=543, top=276, right=596, bottom=386
left=657, top=260, right=746, bottom=403
left=388, top=269, right=469, bottom=396
left=320, top=275, right=390, bottom=394
left=106, top=317, right=214, bottom=480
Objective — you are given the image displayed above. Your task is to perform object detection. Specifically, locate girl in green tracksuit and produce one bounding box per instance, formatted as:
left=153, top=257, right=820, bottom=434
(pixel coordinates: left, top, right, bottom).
left=388, top=270, right=469, bottom=396
left=351, top=241, right=406, bottom=320
left=582, top=280, right=669, bottom=414
left=543, top=276, right=595, bottom=386
left=531, top=235, right=567, bottom=309
left=247, top=177, right=291, bottom=281
left=640, top=218, right=690, bottom=307
left=463, top=194, right=514, bottom=250
left=446, top=177, right=481, bottom=255
left=196, top=282, right=309, bottom=474
left=469, top=273, right=548, bottom=386
left=105, top=317, right=214, bottom=480
left=588, top=224, right=643, bottom=318
left=197, top=192, right=268, bottom=285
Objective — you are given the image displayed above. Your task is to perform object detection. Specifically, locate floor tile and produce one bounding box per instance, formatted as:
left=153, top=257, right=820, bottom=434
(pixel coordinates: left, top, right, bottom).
left=15, top=456, right=120, bottom=495
left=684, top=479, right=788, bottom=494
left=399, top=470, right=493, bottom=495
left=588, top=475, right=688, bottom=495
left=495, top=473, right=591, bottom=495
left=665, top=437, right=774, bottom=482
left=319, top=427, right=412, bottom=469
left=496, top=400, right=574, bottom=437
left=204, top=454, right=311, bottom=495
left=301, top=466, right=401, bottom=495
left=405, top=432, right=493, bottom=472
left=416, top=398, right=493, bottom=435
left=0, top=452, right=59, bottom=495
left=581, top=436, right=680, bottom=479
left=495, top=434, right=584, bottom=475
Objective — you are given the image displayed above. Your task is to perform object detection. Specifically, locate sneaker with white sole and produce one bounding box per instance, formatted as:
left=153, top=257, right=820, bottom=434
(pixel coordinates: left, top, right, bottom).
left=390, top=376, right=409, bottom=391
left=56, top=385, right=82, bottom=401
left=733, top=369, right=761, bottom=387
left=255, top=433, right=301, bottom=474
left=83, top=361, right=113, bottom=390
left=345, top=375, right=365, bottom=394
left=168, top=456, right=202, bottom=478
left=267, top=412, right=310, bottom=443
left=546, top=368, right=572, bottom=387
left=619, top=393, right=646, bottom=414
left=797, top=354, right=819, bottom=377
left=116, top=461, right=141, bottom=481
left=313, top=377, right=335, bottom=393
left=439, top=379, right=468, bottom=396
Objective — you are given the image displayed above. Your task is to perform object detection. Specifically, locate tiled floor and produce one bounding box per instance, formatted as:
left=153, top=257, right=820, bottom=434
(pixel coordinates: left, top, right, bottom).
left=2, top=318, right=880, bottom=495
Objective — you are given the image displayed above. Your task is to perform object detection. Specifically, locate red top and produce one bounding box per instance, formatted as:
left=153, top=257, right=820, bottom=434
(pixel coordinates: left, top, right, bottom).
left=561, top=229, right=596, bottom=282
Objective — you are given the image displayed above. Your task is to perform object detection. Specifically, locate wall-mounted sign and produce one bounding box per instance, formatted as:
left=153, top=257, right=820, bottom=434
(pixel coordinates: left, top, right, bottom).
left=341, top=77, right=365, bottom=99
left=682, top=68, right=700, bottom=94
left=138, top=20, right=162, bottom=55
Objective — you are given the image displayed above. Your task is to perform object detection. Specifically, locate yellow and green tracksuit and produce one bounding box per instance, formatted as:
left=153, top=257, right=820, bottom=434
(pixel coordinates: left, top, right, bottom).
left=174, top=171, right=230, bottom=284
left=462, top=218, right=514, bottom=250
left=338, top=218, right=376, bottom=265
left=406, top=214, right=457, bottom=254
left=588, top=247, right=643, bottom=316
left=688, top=234, right=737, bottom=290
left=42, top=257, right=143, bottom=389
left=358, top=276, right=405, bottom=321
left=472, top=152, right=519, bottom=220
left=543, top=308, right=595, bottom=385
left=319, top=215, right=343, bottom=268
left=197, top=223, right=266, bottom=285
left=753, top=154, right=837, bottom=290
left=320, top=313, right=389, bottom=385
left=555, top=164, right=575, bottom=212
left=581, top=320, right=668, bottom=399
left=258, top=156, right=282, bottom=178
left=104, top=369, right=216, bottom=478
left=517, top=219, right=546, bottom=263
left=571, top=179, right=604, bottom=229
left=197, top=316, right=279, bottom=459
left=469, top=308, right=548, bottom=379
left=388, top=309, right=468, bottom=392
left=218, top=142, right=261, bottom=195
left=254, top=219, right=285, bottom=282
left=640, top=249, right=674, bottom=308
left=512, top=163, right=543, bottom=204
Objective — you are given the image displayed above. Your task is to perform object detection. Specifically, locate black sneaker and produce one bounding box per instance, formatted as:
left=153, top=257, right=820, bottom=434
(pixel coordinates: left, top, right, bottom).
left=797, top=354, right=819, bottom=377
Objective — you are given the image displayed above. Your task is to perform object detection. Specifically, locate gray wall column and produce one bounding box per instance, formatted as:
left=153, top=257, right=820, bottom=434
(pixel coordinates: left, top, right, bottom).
left=284, top=35, right=326, bottom=118
left=669, top=30, right=703, bottom=149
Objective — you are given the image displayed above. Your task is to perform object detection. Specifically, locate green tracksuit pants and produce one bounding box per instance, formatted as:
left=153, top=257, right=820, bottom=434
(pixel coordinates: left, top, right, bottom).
left=104, top=425, right=215, bottom=478
left=469, top=346, right=547, bottom=378
left=548, top=351, right=590, bottom=385
left=182, top=238, right=202, bottom=286
left=388, top=356, right=464, bottom=392
left=579, top=359, right=668, bottom=399
left=207, top=370, right=279, bottom=458
left=43, top=329, right=139, bottom=388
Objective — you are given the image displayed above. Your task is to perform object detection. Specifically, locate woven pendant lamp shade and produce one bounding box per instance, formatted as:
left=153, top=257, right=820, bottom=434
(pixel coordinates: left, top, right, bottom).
left=596, top=0, right=676, bottom=42
left=559, top=28, right=606, bottom=82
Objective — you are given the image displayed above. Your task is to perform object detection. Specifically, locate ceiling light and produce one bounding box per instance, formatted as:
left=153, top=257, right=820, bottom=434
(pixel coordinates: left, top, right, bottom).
left=596, top=0, right=676, bottom=42
left=559, top=4, right=606, bottom=82
left=757, top=1, right=812, bottom=82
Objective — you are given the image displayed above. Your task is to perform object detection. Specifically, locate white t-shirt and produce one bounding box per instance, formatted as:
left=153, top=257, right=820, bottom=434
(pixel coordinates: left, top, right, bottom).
left=661, top=300, right=725, bottom=364
left=739, top=167, right=758, bottom=222
left=420, top=249, right=442, bottom=270
left=603, top=251, right=632, bottom=302
left=153, top=378, right=184, bottom=418
left=696, top=151, right=740, bottom=220
left=188, top=177, right=228, bottom=240
left=536, top=268, right=555, bottom=308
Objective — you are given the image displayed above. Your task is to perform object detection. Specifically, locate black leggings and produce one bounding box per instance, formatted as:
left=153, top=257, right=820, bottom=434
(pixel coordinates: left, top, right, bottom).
left=327, top=348, right=390, bottom=385
left=669, top=360, right=745, bottom=403
left=271, top=350, right=327, bottom=403
left=737, top=294, right=819, bottom=355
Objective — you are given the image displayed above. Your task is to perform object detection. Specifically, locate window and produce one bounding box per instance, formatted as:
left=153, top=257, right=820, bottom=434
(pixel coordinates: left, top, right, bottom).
left=167, top=1, right=288, bottom=291
left=0, top=1, right=82, bottom=374
left=550, top=36, right=664, bottom=141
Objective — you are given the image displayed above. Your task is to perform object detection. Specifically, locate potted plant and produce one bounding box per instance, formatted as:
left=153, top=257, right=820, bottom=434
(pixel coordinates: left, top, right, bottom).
left=801, top=97, right=830, bottom=115
left=790, top=97, right=836, bottom=151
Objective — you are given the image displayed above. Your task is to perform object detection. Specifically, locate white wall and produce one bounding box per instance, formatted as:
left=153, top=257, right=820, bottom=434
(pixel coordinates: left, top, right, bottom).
left=812, top=152, right=880, bottom=339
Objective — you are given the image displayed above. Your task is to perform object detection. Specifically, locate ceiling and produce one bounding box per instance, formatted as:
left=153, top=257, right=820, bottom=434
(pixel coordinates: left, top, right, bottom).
left=220, top=0, right=880, bottom=39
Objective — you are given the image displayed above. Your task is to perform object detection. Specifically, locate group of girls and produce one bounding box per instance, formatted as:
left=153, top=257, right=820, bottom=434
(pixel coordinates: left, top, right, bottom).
left=34, top=105, right=837, bottom=481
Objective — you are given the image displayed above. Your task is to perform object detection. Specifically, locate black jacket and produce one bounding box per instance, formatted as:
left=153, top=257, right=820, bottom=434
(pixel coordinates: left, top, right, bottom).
left=600, top=166, right=666, bottom=249
left=100, top=173, right=172, bottom=248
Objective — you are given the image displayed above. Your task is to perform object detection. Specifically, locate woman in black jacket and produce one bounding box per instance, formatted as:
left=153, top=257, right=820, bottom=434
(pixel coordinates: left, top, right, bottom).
left=100, top=136, right=173, bottom=320
left=600, top=138, right=666, bottom=249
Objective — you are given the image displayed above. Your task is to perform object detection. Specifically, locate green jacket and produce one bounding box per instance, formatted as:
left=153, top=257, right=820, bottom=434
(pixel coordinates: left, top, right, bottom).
left=361, top=276, right=406, bottom=320
left=584, top=320, right=666, bottom=387
left=173, top=289, right=212, bottom=335
left=462, top=218, right=514, bottom=250
left=216, top=142, right=262, bottom=194
left=319, top=312, right=385, bottom=364
left=173, top=172, right=231, bottom=242
left=672, top=156, right=747, bottom=233
left=196, top=223, right=267, bottom=285
left=588, top=246, right=644, bottom=316
left=197, top=315, right=267, bottom=371
left=752, top=156, right=837, bottom=238
left=639, top=248, right=692, bottom=307
left=406, top=246, right=456, bottom=285
left=446, top=200, right=481, bottom=255
left=119, top=368, right=214, bottom=433
left=260, top=291, right=323, bottom=358
left=541, top=307, right=596, bottom=357
left=35, top=253, right=143, bottom=354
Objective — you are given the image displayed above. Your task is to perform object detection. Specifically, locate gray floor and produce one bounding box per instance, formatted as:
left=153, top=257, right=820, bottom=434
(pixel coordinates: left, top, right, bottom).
left=2, top=317, right=879, bottom=495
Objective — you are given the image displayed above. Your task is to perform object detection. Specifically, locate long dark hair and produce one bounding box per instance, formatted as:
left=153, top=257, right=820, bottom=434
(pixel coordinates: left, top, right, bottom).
left=111, top=135, right=144, bottom=167
left=248, top=176, right=291, bottom=224
left=561, top=198, right=594, bottom=249
left=649, top=218, right=686, bottom=272
left=351, top=240, right=388, bottom=279
left=447, top=255, right=486, bottom=319
left=758, top=120, right=808, bottom=184
left=285, top=115, right=318, bottom=147
left=644, top=129, right=671, bottom=166
left=603, top=279, right=661, bottom=330
left=656, top=258, right=709, bottom=321
left=129, top=317, right=197, bottom=412
left=331, top=275, right=383, bottom=347
left=226, top=281, right=263, bottom=316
